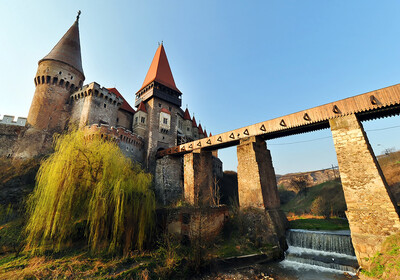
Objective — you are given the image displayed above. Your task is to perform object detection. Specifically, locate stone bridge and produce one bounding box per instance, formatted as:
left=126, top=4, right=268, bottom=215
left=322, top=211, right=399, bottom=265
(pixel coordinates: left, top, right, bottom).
left=156, top=83, right=400, bottom=268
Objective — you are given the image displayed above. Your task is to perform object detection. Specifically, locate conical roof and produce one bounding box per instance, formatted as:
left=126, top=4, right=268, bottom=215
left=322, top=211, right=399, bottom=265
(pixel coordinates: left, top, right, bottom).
left=137, top=101, right=147, bottom=113
left=192, top=116, right=197, bottom=127
left=39, top=17, right=84, bottom=77
left=198, top=124, right=204, bottom=135
left=183, top=108, right=191, bottom=120
left=138, top=44, right=180, bottom=93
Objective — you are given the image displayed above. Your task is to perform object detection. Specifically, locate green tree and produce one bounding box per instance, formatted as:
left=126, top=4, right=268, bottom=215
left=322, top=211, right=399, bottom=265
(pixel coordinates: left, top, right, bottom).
left=25, top=129, right=155, bottom=254
left=311, top=196, right=331, bottom=219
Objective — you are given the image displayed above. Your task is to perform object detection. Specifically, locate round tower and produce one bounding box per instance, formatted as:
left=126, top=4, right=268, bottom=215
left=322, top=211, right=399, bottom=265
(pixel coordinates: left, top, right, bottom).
left=27, top=13, right=85, bottom=131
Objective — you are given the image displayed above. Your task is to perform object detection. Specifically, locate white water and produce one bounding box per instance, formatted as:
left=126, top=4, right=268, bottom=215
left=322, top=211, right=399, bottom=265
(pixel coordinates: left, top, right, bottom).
left=283, top=229, right=359, bottom=275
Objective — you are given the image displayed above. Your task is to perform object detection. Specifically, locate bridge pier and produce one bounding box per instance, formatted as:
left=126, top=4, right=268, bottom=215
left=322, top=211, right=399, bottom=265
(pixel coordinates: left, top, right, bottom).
left=155, top=155, right=183, bottom=205
left=236, top=136, right=287, bottom=248
left=237, top=136, right=280, bottom=209
left=330, top=114, right=400, bottom=268
left=183, top=150, right=214, bottom=206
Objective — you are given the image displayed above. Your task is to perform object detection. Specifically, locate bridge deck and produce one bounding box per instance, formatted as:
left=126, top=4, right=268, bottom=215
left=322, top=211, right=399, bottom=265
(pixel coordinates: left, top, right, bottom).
left=158, top=83, right=400, bottom=157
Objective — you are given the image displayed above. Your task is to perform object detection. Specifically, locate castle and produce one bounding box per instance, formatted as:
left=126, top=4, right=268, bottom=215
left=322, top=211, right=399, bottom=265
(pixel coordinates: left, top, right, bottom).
left=0, top=14, right=222, bottom=198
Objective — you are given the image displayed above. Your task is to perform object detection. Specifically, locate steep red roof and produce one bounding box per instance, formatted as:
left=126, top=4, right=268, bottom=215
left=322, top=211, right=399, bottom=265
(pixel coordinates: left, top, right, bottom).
left=138, top=44, right=181, bottom=93
left=198, top=124, right=204, bottom=135
left=160, top=108, right=171, bottom=115
left=192, top=116, right=197, bottom=127
left=204, top=129, right=208, bottom=137
left=107, top=88, right=135, bottom=114
left=137, top=101, right=147, bottom=113
left=209, top=132, right=212, bottom=136
left=183, top=108, right=191, bottom=120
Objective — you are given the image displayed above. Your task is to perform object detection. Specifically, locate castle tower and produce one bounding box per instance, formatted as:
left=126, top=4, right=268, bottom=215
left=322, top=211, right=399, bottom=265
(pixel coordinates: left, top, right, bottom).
left=135, top=43, right=182, bottom=172
left=27, top=13, right=85, bottom=132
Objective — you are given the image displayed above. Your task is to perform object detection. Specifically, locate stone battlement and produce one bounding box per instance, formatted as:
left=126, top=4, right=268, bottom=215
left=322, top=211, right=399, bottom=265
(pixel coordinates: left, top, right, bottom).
left=70, top=82, right=123, bottom=106
left=0, top=115, right=27, bottom=127
left=85, top=124, right=144, bottom=148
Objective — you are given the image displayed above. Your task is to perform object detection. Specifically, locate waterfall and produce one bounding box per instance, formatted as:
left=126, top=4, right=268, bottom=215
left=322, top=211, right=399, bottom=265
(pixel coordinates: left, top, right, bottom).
left=282, top=229, right=359, bottom=275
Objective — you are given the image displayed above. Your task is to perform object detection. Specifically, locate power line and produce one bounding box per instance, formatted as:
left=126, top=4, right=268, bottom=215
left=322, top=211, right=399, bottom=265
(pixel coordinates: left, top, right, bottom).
left=268, top=124, right=400, bottom=146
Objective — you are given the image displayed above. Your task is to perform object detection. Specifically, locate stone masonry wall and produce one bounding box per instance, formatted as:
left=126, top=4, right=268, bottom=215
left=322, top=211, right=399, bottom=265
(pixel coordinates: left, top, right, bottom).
left=183, top=150, right=213, bottom=205
left=144, top=95, right=179, bottom=173
left=237, top=136, right=280, bottom=209
left=155, top=155, right=183, bottom=205
left=330, top=114, right=400, bottom=268
left=0, top=124, right=26, bottom=157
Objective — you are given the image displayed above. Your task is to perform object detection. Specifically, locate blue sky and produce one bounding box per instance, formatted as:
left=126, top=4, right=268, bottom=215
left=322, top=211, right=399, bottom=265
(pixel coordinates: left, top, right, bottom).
left=1, top=1, right=400, bottom=174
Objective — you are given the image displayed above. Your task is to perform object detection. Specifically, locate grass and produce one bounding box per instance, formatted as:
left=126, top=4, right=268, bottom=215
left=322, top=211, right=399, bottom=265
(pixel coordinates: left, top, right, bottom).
left=362, top=233, right=400, bottom=280
left=280, top=179, right=346, bottom=217
left=288, top=217, right=350, bottom=231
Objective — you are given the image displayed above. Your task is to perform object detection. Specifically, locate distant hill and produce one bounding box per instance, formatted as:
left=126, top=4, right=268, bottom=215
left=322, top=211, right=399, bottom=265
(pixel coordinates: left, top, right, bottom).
left=277, top=167, right=339, bottom=194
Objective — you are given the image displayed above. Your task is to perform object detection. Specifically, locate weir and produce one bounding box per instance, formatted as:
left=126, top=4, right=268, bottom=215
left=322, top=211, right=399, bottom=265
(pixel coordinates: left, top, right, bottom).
left=283, top=229, right=359, bottom=275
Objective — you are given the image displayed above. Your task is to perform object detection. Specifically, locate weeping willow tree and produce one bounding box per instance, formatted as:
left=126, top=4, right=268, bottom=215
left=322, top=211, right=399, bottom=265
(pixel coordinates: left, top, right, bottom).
left=25, top=129, right=155, bottom=254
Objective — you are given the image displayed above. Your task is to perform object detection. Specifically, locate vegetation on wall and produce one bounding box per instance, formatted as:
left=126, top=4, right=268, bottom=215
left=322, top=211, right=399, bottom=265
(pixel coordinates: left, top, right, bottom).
left=24, top=129, right=155, bottom=255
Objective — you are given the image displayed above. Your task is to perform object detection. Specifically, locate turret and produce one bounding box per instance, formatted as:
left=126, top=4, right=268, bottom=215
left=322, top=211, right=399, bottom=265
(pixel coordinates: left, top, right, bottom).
left=27, top=12, right=85, bottom=131
left=133, top=101, right=148, bottom=138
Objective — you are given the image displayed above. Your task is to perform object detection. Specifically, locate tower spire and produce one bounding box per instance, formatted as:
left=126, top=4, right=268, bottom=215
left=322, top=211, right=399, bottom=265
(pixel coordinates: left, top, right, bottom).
left=137, top=44, right=180, bottom=93
left=39, top=14, right=84, bottom=78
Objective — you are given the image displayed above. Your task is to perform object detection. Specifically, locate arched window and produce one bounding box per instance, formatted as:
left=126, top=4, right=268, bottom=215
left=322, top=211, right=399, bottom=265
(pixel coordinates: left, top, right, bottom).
left=59, top=79, right=64, bottom=87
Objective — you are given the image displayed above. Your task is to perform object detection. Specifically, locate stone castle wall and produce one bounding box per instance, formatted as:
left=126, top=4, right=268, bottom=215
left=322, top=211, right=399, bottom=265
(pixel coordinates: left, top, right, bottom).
left=144, top=95, right=179, bottom=172
left=70, top=83, right=123, bottom=128
left=0, top=115, right=27, bottom=127
left=84, top=124, right=144, bottom=164
left=28, top=60, right=84, bottom=131
left=0, top=124, right=26, bottom=157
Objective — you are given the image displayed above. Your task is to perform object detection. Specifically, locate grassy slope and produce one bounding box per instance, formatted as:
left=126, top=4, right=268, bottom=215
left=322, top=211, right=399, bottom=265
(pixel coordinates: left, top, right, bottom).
left=280, top=179, right=346, bottom=216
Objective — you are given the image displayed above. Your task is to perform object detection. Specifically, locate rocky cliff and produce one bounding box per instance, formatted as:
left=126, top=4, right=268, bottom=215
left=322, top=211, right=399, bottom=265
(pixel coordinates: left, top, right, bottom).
left=277, top=168, right=339, bottom=193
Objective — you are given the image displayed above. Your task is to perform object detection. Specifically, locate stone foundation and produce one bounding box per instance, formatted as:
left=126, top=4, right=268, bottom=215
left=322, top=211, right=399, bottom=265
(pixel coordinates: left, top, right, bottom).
left=183, top=150, right=214, bottom=205
left=330, top=114, right=400, bottom=268
left=155, top=155, right=183, bottom=205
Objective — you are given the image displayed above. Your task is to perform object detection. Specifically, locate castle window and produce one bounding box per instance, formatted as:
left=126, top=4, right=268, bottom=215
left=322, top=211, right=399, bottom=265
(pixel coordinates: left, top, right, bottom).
left=65, top=81, right=70, bottom=90
left=169, top=106, right=172, bottom=112
left=71, top=76, right=73, bottom=80
left=53, top=77, right=58, bottom=85
left=104, top=104, right=107, bottom=108
left=135, top=117, right=138, bottom=123
left=163, top=118, right=168, bottom=124
left=187, top=127, right=190, bottom=131
left=46, top=76, right=51, bottom=84
left=59, top=71, right=62, bottom=75
left=116, top=118, right=119, bottom=123
left=141, top=117, right=145, bottom=123
left=158, top=103, right=161, bottom=108
left=37, top=76, right=41, bottom=84
left=41, top=76, right=45, bottom=84
left=34, top=78, right=37, bottom=86
left=59, top=79, right=64, bottom=87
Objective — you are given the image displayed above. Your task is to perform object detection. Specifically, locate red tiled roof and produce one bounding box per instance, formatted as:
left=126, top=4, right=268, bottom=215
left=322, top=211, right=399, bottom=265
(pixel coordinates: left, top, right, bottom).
left=198, top=124, right=204, bottom=135
left=138, top=44, right=181, bottom=93
left=183, top=108, right=191, bottom=120
left=192, top=116, right=197, bottom=127
left=161, top=108, right=171, bottom=115
left=107, top=88, right=135, bottom=114
left=137, top=101, right=147, bottom=113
